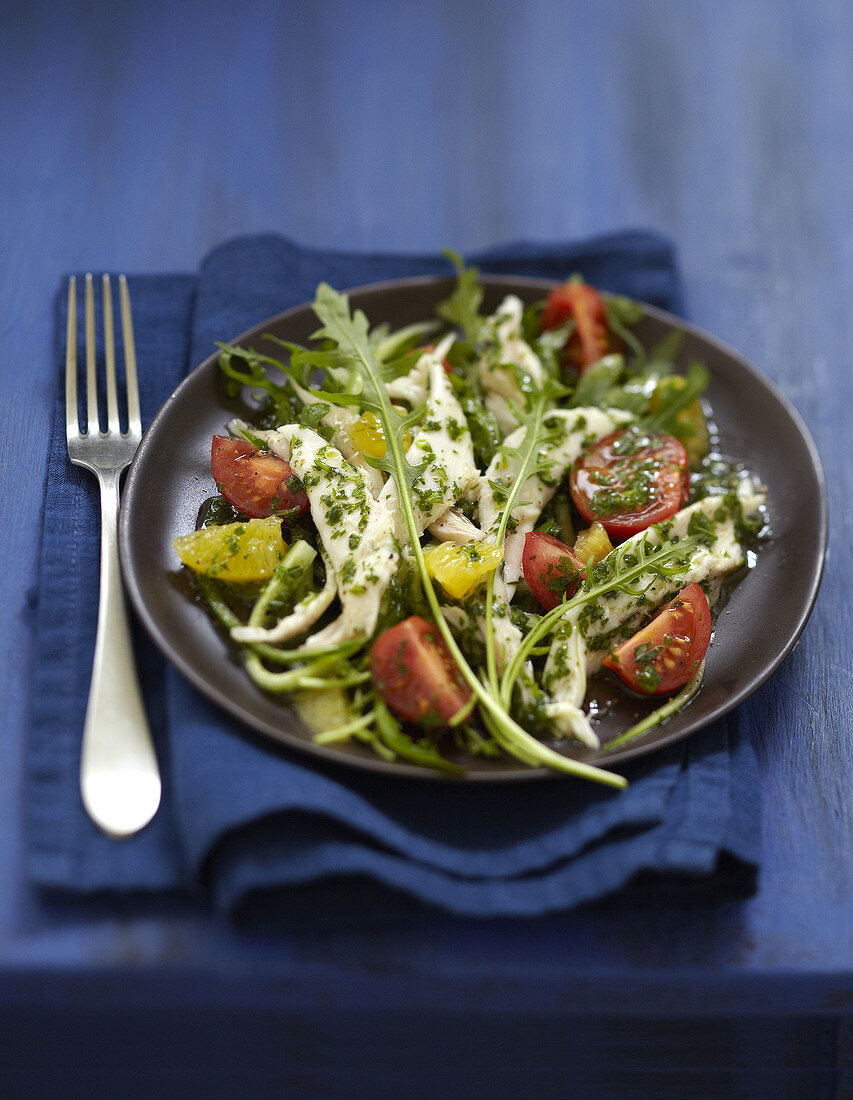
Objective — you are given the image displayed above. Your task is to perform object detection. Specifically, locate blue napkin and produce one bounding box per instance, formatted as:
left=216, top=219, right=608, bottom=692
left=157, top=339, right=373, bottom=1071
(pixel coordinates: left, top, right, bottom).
left=27, top=233, right=759, bottom=920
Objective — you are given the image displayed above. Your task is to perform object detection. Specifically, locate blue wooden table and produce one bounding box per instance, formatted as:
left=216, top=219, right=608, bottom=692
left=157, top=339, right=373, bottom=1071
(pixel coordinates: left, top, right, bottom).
left=2, top=2, right=851, bottom=1095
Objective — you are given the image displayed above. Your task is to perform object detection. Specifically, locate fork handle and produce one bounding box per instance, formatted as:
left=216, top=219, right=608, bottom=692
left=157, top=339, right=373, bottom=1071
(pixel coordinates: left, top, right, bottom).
left=80, top=467, right=161, bottom=837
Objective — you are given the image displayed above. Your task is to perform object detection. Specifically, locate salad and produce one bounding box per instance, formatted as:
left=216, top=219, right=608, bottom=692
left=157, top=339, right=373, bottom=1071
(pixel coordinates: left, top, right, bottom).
left=173, top=256, right=766, bottom=785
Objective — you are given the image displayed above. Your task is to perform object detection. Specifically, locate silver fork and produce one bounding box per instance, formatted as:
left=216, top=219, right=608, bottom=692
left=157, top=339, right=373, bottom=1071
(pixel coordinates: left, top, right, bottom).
left=66, top=273, right=161, bottom=837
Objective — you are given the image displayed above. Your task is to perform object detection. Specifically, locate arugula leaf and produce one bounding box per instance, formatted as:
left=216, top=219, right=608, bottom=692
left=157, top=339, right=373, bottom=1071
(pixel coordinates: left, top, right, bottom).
left=437, top=250, right=485, bottom=344
left=305, top=283, right=428, bottom=496
left=299, top=402, right=332, bottom=434
left=568, top=354, right=625, bottom=408
left=372, top=320, right=439, bottom=360
left=217, top=344, right=297, bottom=424
left=372, top=697, right=462, bottom=775
left=648, top=329, right=684, bottom=368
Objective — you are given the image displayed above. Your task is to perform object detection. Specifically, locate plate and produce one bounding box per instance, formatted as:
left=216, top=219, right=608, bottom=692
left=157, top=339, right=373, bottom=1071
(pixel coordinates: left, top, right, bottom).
left=119, top=276, right=827, bottom=780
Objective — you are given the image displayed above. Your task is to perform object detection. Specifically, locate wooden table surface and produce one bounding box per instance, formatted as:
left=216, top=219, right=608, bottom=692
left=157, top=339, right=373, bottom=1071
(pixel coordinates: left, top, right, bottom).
left=2, top=1, right=851, bottom=1094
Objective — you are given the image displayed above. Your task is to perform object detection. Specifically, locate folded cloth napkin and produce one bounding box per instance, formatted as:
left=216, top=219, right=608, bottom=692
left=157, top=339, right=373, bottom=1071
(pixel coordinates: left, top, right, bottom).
left=27, top=232, right=759, bottom=921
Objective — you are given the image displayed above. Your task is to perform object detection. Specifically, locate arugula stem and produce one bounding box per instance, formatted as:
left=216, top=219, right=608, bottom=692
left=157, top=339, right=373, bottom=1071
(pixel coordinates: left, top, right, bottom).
left=296, top=671, right=371, bottom=690
left=603, top=661, right=705, bottom=751
left=447, top=691, right=478, bottom=728
left=244, top=650, right=353, bottom=694
left=483, top=391, right=549, bottom=696
left=249, top=640, right=356, bottom=666
left=196, top=576, right=241, bottom=630
left=313, top=712, right=376, bottom=744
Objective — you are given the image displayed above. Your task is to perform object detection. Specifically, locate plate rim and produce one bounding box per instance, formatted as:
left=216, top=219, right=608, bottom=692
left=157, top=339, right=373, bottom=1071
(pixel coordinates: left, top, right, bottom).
left=118, top=274, right=828, bottom=781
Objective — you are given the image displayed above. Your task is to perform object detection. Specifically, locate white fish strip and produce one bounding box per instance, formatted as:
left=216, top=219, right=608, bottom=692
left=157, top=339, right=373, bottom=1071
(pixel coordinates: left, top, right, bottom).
left=541, top=488, right=766, bottom=745
left=381, top=343, right=480, bottom=543
left=477, top=295, right=545, bottom=433
left=261, top=426, right=398, bottom=651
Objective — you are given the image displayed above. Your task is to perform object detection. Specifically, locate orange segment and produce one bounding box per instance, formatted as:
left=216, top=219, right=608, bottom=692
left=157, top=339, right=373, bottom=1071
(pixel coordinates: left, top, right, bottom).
left=174, top=517, right=286, bottom=583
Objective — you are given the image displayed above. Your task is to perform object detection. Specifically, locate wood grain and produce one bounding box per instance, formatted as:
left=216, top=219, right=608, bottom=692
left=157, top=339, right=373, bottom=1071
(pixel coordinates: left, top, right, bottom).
left=1, top=0, right=850, bottom=988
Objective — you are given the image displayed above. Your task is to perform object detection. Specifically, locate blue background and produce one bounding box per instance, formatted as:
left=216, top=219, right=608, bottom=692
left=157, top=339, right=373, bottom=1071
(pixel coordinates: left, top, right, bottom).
left=2, top=1, right=851, bottom=1094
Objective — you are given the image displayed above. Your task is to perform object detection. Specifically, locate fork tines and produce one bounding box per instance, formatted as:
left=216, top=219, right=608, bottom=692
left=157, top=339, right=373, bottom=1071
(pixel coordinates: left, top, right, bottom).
left=65, top=273, right=141, bottom=442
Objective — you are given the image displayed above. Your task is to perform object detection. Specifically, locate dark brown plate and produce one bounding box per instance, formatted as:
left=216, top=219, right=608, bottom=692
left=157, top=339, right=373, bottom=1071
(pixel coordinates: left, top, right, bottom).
left=118, top=276, right=827, bottom=780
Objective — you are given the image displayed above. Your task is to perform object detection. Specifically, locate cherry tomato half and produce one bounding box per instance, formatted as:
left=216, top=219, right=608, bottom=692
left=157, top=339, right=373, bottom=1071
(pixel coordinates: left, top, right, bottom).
left=370, top=616, right=472, bottom=729
left=211, top=436, right=310, bottom=520
left=602, top=582, right=712, bottom=695
left=570, top=427, right=689, bottom=540
left=522, top=531, right=586, bottom=611
left=541, top=280, right=610, bottom=372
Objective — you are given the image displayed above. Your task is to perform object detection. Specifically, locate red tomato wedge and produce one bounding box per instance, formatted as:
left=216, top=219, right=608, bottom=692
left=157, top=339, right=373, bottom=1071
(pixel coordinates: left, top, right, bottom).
left=570, top=427, right=689, bottom=540
left=370, top=616, right=472, bottom=729
left=602, top=583, right=712, bottom=695
left=540, top=280, right=610, bottom=372
left=211, top=436, right=309, bottom=520
left=522, top=531, right=586, bottom=611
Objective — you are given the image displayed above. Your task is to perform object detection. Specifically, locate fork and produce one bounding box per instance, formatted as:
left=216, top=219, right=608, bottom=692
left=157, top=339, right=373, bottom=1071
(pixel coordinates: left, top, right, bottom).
left=66, top=273, right=161, bottom=837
